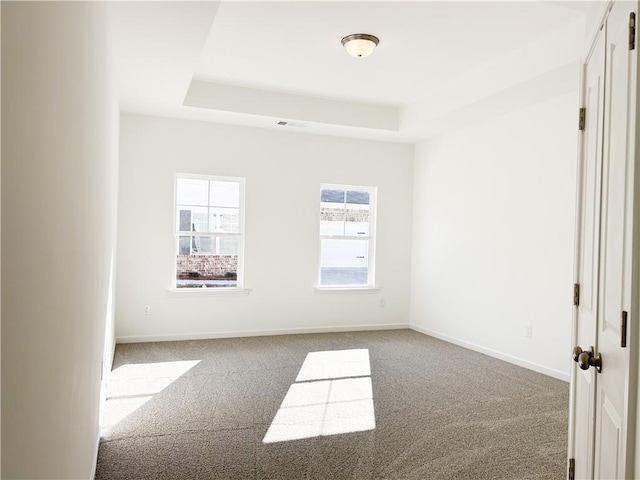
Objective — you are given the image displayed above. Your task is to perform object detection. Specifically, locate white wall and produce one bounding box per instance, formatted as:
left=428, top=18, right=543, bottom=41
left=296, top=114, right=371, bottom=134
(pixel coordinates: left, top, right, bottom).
left=2, top=3, right=119, bottom=478
left=410, top=91, right=578, bottom=381
left=116, top=115, right=413, bottom=342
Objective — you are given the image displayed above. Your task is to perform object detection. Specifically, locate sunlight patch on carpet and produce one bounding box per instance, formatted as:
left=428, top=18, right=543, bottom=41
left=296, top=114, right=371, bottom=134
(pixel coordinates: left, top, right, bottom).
left=295, top=348, right=371, bottom=382
left=263, top=349, right=375, bottom=443
left=101, top=360, right=200, bottom=434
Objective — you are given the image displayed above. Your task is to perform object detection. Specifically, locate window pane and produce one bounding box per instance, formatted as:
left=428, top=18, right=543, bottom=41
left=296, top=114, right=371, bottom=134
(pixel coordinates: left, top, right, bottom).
left=320, top=203, right=345, bottom=234
left=320, top=239, right=369, bottom=286
left=345, top=208, right=369, bottom=236
left=320, top=188, right=345, bottom=236
left=176, top=178, right=208, bottom=206
left=220, top=236, right=240, bottom=255
left=191, top=236, right=213, bottom=254
left=176, top=207, right=209, bottom=232
left=346, top=190, right=370, bottom=235
left=211, top=208, right=240, bottom=233
left=320, top=221, right=345, bottom=236
left=345, top=221, right=369, bottom=236
left=176, top=237, right=239, bottom=289
left=178, top=236, right=190, bottom=255
left=178, top=209, right=191, bottom=232
left=346, top=190, right=369, bottom=205
left=210, top=181, right=240, bottom=207
left=321, top=189, right=345, bottom=204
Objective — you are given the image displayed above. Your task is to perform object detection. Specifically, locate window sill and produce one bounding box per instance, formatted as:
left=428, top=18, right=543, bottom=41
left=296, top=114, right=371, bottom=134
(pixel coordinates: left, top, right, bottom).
left=166, top=288, right=252, bottom=297
left=314, top=287, right=380, bottom=294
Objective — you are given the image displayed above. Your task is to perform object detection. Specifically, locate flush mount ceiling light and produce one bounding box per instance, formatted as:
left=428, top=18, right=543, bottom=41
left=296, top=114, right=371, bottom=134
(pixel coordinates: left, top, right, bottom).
left=341, top=33, right=379, bottom=58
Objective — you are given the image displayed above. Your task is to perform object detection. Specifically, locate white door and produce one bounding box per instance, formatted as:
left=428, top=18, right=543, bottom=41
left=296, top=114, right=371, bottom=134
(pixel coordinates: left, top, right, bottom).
left=571, top=2, right=637, bottom=478
left=572, top=24, right=605, bottom=480
left=593, top=2, right=636, bottom=478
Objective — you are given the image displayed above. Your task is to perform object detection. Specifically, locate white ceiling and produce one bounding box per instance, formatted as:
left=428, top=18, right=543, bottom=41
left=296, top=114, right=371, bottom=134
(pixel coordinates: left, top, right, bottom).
left=110, top=1, right=588, bottom=143
left=195, top=1, right=579, bottom=105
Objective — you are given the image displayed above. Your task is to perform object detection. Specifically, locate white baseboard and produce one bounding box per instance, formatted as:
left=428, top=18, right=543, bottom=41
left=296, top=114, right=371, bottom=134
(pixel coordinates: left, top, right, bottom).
left=410, top=324, right=570, bottom=382
left=116, top=324, right=568, bottom=381
left=116, top=323, right=410, bottom=344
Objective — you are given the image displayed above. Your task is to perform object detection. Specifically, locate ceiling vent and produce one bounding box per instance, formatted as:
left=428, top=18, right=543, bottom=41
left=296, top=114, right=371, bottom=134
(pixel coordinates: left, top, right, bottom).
left=276, top=121, right=307, bottom=128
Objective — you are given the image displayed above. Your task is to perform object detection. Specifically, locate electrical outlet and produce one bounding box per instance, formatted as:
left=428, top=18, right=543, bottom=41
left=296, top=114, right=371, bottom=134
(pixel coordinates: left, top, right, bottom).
left=525, top=324, right=532, bottom=338
left=144, top=305, right=151, bottom=315
left=379, top=299, right=386, bottom=307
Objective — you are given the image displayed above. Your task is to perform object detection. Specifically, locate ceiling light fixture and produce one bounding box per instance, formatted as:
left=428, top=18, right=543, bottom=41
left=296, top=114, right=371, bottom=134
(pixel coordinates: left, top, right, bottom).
left=341, top=33, right=379, bottom=58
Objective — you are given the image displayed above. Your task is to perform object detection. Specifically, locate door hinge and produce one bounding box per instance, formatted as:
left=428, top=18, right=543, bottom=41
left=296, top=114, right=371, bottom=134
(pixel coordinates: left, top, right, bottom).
left=578, top=108, right=586, bottom=131
left=621, top=311, right=628, bottom=347
left=630, top=12, right=636, bottom=50
left=568, top=458, right=575, bottom=480
left=573, top=283, right=580, bottom=307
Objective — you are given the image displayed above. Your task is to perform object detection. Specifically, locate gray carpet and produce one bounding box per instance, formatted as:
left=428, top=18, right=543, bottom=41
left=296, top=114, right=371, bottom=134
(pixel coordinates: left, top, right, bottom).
left=96, top=329, right=569, bottom=479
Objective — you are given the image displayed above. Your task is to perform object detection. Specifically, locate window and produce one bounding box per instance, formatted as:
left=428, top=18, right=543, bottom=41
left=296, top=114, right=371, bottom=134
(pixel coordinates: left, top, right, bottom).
left=319, top=184, right=376, bottom=287
left=174, top=174, right=244, bottom=289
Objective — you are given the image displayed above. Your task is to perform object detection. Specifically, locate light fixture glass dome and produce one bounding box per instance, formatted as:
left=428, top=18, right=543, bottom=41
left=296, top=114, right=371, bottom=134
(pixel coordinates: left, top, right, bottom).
left=341, top=34, right=379, bottom=58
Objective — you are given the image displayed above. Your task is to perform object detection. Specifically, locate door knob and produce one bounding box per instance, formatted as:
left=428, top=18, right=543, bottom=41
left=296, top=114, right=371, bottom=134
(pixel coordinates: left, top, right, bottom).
left=572, top=345, right=602, bottom=373
left=572, top=346, right=586, bottom=362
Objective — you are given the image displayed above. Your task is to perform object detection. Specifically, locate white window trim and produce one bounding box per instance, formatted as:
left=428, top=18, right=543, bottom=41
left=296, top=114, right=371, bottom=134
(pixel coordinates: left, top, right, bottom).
left=318, top=183, right=377, bottom=289
left=173, top=173, right=246, bottom=291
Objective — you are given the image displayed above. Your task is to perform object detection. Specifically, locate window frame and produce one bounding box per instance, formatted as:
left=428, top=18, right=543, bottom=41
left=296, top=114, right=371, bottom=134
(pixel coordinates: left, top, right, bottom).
left=318, top=183, right=377, bottom=289
left=173, top=173, right=246, bottom=290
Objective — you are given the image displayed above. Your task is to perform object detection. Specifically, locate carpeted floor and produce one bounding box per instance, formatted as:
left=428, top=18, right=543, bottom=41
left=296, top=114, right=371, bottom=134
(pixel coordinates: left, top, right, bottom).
left=96, top=329, right=569, bottom=479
